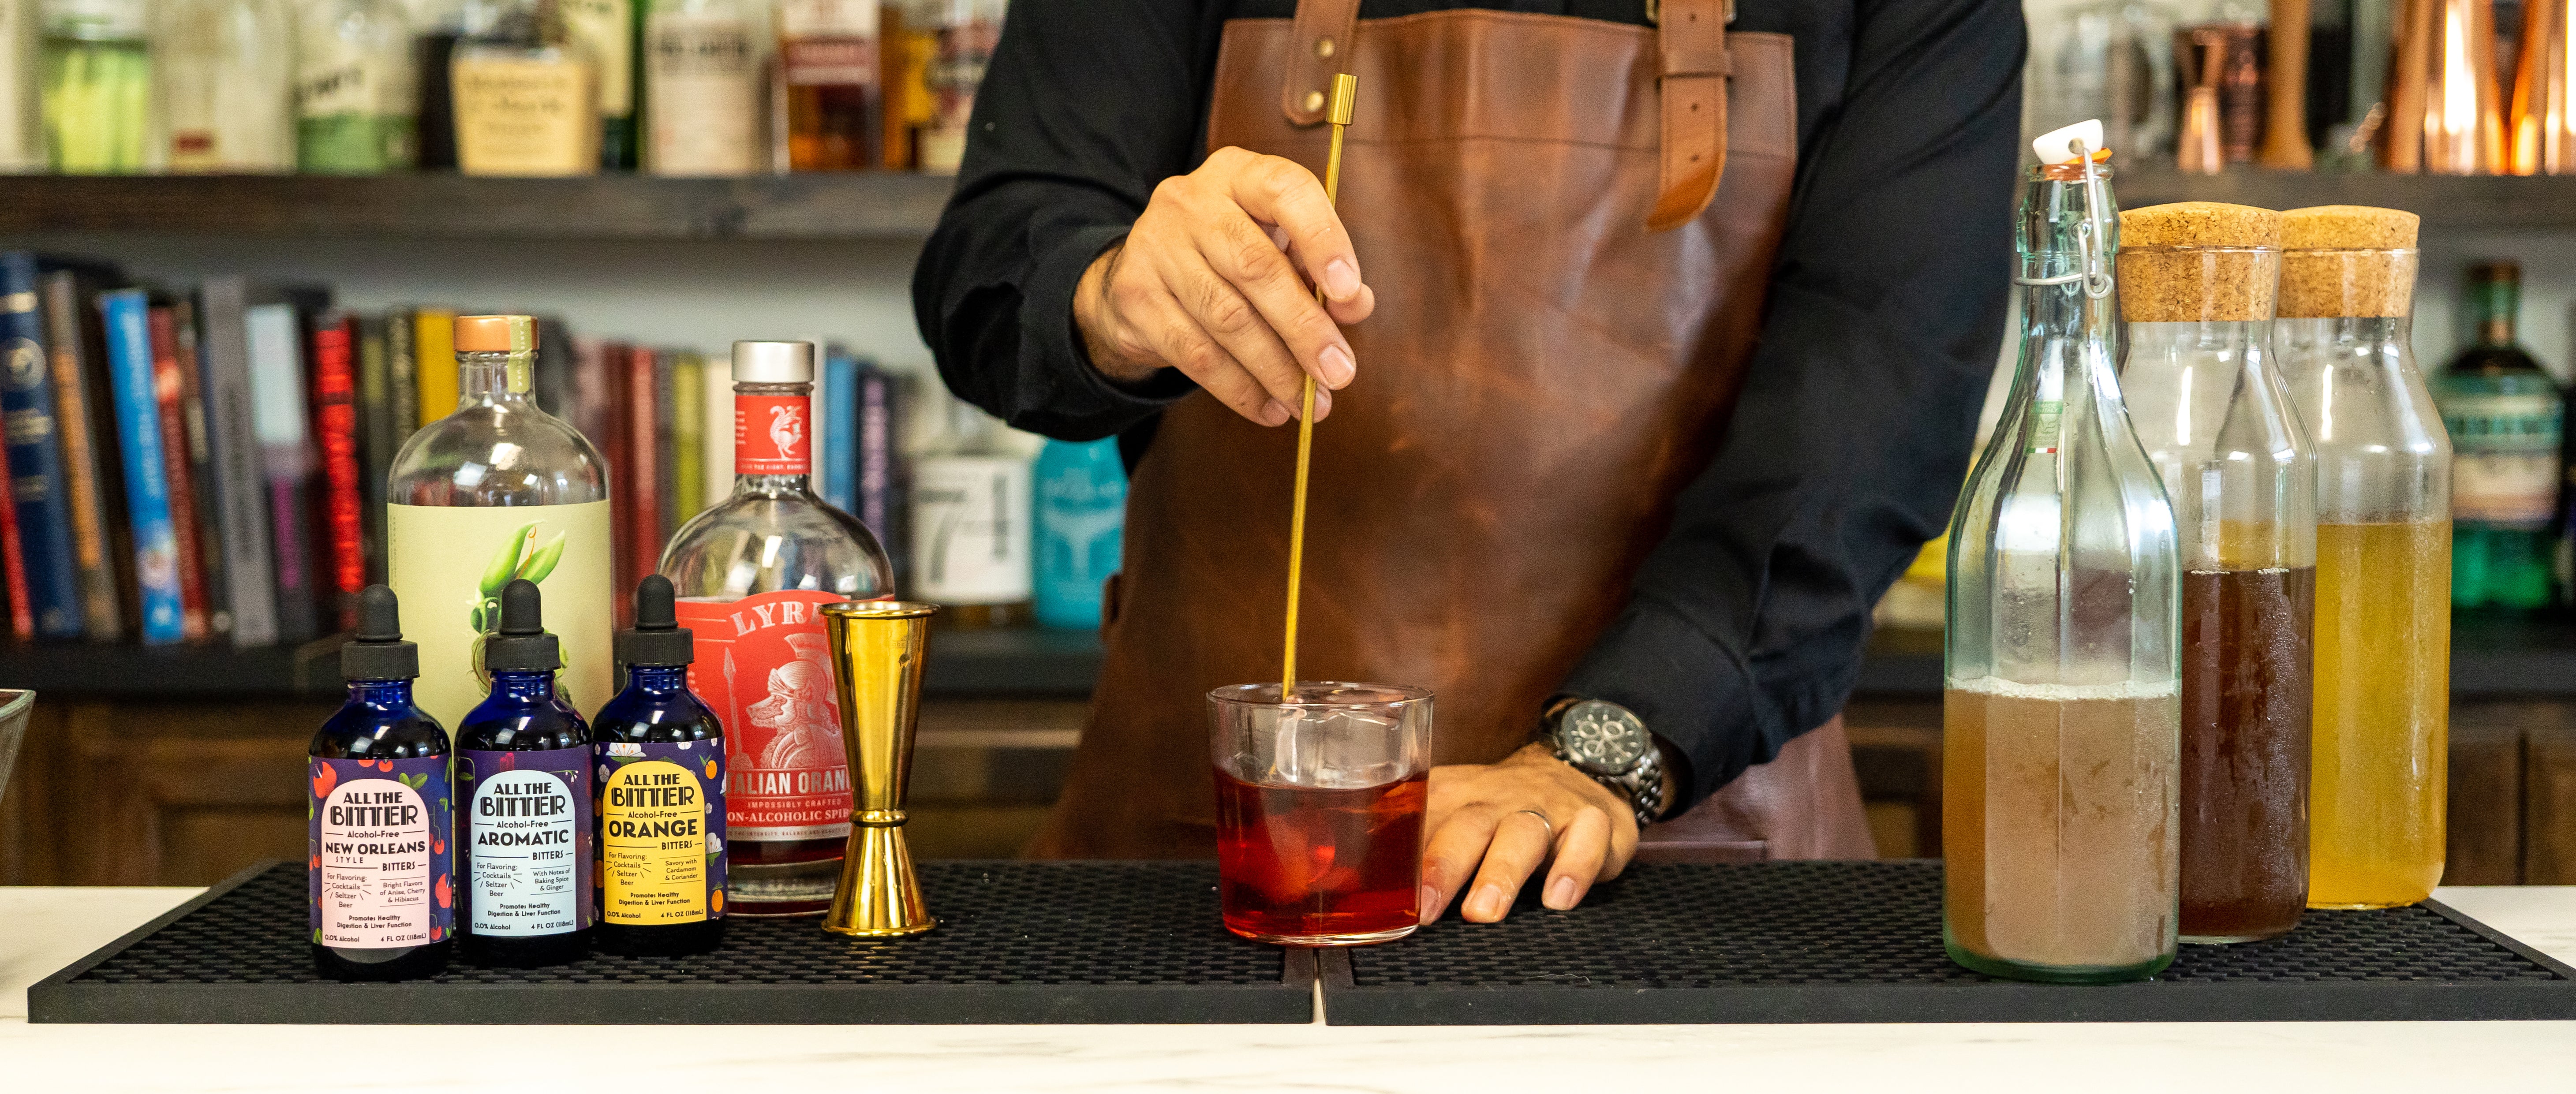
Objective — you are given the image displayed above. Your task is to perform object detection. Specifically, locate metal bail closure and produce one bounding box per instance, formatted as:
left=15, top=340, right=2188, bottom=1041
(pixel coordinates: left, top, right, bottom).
left=2012, top=138, right=2116, bottom=299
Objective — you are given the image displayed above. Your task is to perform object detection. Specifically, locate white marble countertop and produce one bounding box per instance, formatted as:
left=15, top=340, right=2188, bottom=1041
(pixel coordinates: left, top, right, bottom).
left=5, top=885, right=2576, bottom=1092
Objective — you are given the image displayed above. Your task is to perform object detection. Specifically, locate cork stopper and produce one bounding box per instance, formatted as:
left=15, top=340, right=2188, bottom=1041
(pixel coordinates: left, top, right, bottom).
left=2278, top=205, right=2420, bottom=318
left=2116, top=202, right=2282, bottom=323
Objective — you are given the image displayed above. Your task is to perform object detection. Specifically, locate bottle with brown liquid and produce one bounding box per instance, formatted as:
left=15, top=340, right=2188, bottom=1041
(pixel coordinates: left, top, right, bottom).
left=776, top=0, right=881, bottom=169
left=2116, top=202, right=2317, bottom=945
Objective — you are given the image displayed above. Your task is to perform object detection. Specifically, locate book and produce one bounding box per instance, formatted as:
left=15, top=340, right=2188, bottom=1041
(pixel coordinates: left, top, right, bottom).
left=196, top=277, right=281, bottom=646
left=655, top=349, right=679, bottom=539
left=171, top=298, right=232, bottom=640
left=854, top=358, right=905, bottom=579
left=0, top=0, right=36, bottom=172
left=570, top=336, right=613, bottom=451
left=45, top=268, right=130, bottom=640
left=357, top=314, right=393, bottom=584
left=535, top=315, right=574, bottom=420
left=145, top=303, right=211, bottom=641
left=0, top=252, right=86, bottom=638
left=413, top=308, right=457, bottom=427
left=0, top=437, right=28, bottom=639
left=385, top=307, right=419, bottom=442
left=621, top=344, right=663, bottom=619
left=98, top=290, right=186, bottom=645
left=600, top=340, right=636, bottom=624
left=810, top=345, right=839, bottom=506
left=821, top=349, right=856, bottom=513
left=310, top=316, right=366, bottom=632
left=248, top=296, right=322, bottom=643
left=701, top=354, right=733, bottom=506
left=673, top=352, right=704, bottom=522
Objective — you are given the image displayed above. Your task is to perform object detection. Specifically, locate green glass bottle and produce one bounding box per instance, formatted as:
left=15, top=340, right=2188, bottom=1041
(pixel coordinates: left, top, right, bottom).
left=2435, top=261, right=2564, bottom=610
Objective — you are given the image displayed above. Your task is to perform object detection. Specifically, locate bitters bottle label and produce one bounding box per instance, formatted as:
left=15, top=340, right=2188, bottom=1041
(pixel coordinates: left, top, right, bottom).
left=460, top=746, right=593, bottom=937
left=675, top=589, right=855, bottom=841
left=309, top=756, right=453, bottom=948
left=598, top=740, right=729, bottom=924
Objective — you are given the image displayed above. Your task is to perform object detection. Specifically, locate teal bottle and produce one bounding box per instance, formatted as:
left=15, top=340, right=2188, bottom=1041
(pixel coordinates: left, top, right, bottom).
left=1032, top=438, right=1126, bottom=629
left=2435, top=261, right=2563, bottom=610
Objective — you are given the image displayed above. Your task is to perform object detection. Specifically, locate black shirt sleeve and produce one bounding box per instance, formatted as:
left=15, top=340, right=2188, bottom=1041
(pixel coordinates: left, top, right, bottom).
left=1558, top=0, right=2023, bottom=806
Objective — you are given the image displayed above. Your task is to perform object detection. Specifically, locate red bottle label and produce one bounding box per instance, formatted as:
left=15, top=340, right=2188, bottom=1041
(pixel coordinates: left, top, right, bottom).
left=676, top=589, right=853, bottom=840
left=735, top=394, right=812, bottom=476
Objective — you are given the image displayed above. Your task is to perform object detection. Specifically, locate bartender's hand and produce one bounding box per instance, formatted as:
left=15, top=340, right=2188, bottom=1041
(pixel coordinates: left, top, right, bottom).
left=1073, top=146, right=1376, bottom=427
left=1421, top=743, right=1638, bottom=923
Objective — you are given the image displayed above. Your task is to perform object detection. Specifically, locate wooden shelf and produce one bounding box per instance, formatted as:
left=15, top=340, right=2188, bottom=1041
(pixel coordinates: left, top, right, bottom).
left=7, top=613, right=2570, bottom=701
left=0, top=172, right=954, bottom=240
left=2116, top=168, right=2576, bottom=230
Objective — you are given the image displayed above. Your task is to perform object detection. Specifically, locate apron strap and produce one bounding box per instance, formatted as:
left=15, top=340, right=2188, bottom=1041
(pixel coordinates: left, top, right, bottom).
left=1282, top=0, right=1362, bottom=127
left=1647, top=0, right=1733, bottom=230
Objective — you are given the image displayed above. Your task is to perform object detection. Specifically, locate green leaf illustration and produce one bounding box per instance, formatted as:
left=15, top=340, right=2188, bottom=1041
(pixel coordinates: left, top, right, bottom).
left=469, top=605, right=486, bottom=632
left=516, top=532, right=566, bottom=585
left=479, top=523, right=539, bottom=598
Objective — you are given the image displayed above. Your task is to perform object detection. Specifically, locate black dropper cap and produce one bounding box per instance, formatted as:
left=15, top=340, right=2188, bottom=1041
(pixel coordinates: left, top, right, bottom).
left=482, top=579, right=561, bottom=673
left=616, top=575, right=695, bottom=667
left=340, top=585, right=418, bottom=681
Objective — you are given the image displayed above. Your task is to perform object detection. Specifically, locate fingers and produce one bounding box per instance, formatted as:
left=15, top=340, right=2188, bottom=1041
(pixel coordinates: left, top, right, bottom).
left=1418, top=801, right=1498, bottom=924
left=1543, top=806, right=1614, bottom=910
left=1459, top=810, right=1556, bottom=924
left=1212, top=148, right=1365, bottom=309
left=1169, top=169, right=1359, bottom=393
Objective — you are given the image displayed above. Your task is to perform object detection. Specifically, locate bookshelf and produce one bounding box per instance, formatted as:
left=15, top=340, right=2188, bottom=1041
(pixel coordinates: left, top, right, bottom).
left=8, top=168, right=2576, bottom=241
left=7, top=615, right=2573, bottom=699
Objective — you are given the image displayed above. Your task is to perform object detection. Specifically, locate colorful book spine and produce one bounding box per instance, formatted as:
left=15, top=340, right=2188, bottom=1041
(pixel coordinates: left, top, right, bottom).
left=623, top=344, right=664, bottom=605
left=311, top=317, right=367, bottom=632
left=247, top=301, right=319, bottom=643
left=172, top=298, right=232, bottom=640
left=655, top=349, right=679, bottom=539
left=413, top=308, right=456, bottom=428
left=821, top=350, right=856, bottom=513
left=0, top=451, right=29, bottom=639
left=672, top=353, right=704, bottom=522
left=855, top=359, right=904, bottom=578
left=145, top=305, right=211, bottom=641
left=385, top=308, right=419, bottom=442
left=535, top=315, right=575, bottom=420
left=356, top=314, right=393, bottom=584
left=701, top=357, right=733, bottom=503
left=43, top=270, right=125, bottom=639
left=98, top=290, right=186, bottom=645
left=197, top=278, right=280, bottom=646
left=601, top=340, right=635, bottom=623
left=0, top=253, right=84, bottom=638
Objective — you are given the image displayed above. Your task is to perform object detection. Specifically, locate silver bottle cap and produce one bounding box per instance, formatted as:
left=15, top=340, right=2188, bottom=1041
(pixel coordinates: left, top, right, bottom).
left=733, top=340, right=816, bottom=384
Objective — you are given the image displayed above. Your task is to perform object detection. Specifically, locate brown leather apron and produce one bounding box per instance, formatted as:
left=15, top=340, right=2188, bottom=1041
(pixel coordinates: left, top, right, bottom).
left=1029, top=0, right=1873, bottom=863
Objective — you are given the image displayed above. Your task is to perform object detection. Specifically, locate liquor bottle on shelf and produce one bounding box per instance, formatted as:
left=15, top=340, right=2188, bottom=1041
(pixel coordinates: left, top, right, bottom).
left=776, top=0, right=879, bottom=170
left=39, top=0, right=152, bottom=173
left=295, top=0, right=418, bottom=174
left=388, top=315, right=616, bottom=732
left=661, top=340, right=894, bottom=917
left=912, top=0, right=1000, bottom=174
left=1032, top=437, right=1124, bottom=630
left=2436, top=260, right=2563, bottom=609
left=2026, top=0, right=2175, bottom=164
left=2, top=0, right=38, bottom=171
left=912, top=398, right=1031, bottom=628
left=594, top=574, right=728, bottom=956
left=2273, top=205, right=2452, bottom=911
left=455, top=579, right=595, bottom=968
left=1944, top=123, right=2181, bottom=984
left=452, top=0, right=601, bottom=175
left=559, top=0, right=636, bottom=170
left=413, top=0, right=470, bottom=169
left=643, top=0, right=760, bottom=175
left=309, top=586, right=453, bottom=982
left=2115, top=200, right=2314, bottom=944
left=156, top=0, right=294, bottom=172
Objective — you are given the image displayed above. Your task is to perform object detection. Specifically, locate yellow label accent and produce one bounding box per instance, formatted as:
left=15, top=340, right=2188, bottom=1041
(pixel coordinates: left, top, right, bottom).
left=602, top=760, right=709, bottom=924
left=389, top=500, right=615, bottom=729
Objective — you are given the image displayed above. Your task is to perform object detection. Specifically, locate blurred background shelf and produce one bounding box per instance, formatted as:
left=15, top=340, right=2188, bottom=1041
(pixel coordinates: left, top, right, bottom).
left=2116, top=168, right=2576, bottom=230
left=0, top=173, right=955, bottom=240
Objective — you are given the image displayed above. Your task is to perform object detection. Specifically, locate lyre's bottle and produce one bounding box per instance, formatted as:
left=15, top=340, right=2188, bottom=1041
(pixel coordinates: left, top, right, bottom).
left=456, top=579, right=594, bottom=967
left=310, top=585, right=453, bottom=982
left=595, top=575, right=728, bottom=955
left=661, top=341, right=894, bottom=915
left=1944, top=125, right=2182, bottom=983
left=2275, top=206, right=2453, bottom=910
left=389, top=315, right=616, bottom=731
left=2116, top=201, right=2315, bottom=944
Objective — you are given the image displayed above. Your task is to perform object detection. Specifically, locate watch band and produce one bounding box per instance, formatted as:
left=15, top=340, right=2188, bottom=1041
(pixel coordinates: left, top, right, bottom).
left=1541, top=698, right=1667, bottom=827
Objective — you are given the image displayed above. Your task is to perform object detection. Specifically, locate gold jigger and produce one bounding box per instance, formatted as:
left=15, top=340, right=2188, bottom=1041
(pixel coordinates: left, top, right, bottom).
left=819, top=601, right=938, bottom=937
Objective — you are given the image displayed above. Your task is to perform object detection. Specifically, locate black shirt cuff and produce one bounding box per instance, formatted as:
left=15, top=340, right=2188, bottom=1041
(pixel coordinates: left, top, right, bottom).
left=1557, top=599, right=1770, bottom=811
left=1024, top=223, right=1196, bottom=422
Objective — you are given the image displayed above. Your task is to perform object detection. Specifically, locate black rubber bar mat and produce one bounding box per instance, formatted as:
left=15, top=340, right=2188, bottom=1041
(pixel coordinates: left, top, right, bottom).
left=1323, top=862, right=2576, bottom=1024
left=30, top=860, right=1315, bottom=1025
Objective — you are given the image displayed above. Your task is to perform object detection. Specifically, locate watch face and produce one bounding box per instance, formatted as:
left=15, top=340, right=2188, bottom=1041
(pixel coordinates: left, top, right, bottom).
left=1559, top=700, right=1646, bottom=773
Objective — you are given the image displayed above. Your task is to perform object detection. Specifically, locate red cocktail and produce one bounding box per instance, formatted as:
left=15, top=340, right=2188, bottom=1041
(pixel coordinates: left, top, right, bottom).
left=1208, top=682, right=1432, bottom=946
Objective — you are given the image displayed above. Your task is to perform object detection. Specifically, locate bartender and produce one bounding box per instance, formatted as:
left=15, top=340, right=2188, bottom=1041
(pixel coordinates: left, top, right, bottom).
left=913, top=0, right=2020, bottom=922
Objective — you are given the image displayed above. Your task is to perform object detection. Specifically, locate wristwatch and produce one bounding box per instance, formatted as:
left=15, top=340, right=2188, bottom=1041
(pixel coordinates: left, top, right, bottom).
left=1540, top=698, right=1667, bottom=826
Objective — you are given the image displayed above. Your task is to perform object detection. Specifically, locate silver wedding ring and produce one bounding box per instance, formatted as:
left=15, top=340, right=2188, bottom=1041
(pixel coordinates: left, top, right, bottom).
left=1514, top=808, right=1555, bottom=840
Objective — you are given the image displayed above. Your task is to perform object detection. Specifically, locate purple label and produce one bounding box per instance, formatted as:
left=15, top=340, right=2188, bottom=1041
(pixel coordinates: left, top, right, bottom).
left=597, top=739, right=729, bottom=924
left=459, top=746, right=594, bottom=937
left=309, top=755, right=453, bottom=948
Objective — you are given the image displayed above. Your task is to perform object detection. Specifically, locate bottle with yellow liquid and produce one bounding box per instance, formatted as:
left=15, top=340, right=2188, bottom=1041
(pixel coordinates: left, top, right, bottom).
left=2273, top=206, right=2452, bottom=909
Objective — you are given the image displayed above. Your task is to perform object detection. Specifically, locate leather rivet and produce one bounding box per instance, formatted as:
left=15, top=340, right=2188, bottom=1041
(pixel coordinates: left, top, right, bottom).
left=1316, top=37, right=1335, bottom=59
left=1304, top=90, right=1326, bottom=112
